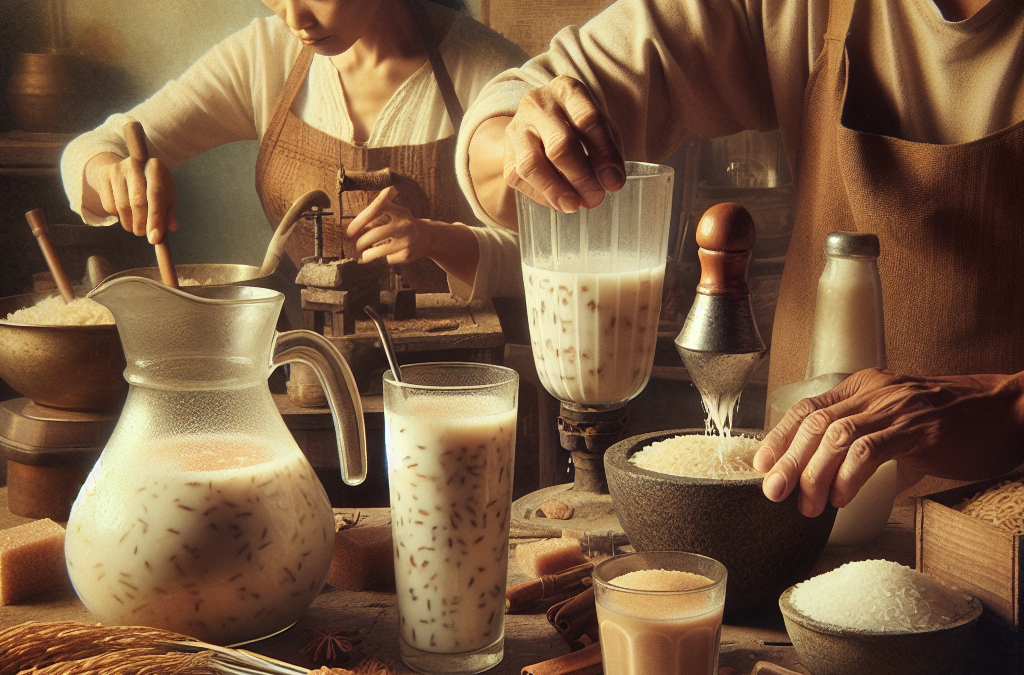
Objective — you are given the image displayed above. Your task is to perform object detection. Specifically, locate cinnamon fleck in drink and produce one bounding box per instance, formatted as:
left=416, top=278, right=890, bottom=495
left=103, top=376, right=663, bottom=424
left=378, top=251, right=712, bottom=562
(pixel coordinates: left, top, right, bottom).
left=593, top=552, right=728, bottom=675
left=383, top=363, right=519, bottom=675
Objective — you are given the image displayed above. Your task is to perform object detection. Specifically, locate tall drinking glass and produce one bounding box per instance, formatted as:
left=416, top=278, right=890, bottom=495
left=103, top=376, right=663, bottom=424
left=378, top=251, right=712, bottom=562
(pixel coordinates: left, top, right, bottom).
left=593, top=551, right=728, bottom=675
left=383, top=363, right=519, bottom=675
left=517, top=161, right=674, bottom=410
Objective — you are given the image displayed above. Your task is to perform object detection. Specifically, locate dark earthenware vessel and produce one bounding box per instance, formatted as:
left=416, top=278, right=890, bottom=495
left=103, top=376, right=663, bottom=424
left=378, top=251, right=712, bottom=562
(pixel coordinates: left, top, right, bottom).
left=779, top=585, right=982, bottom=675
left=605, top=428, right=836, bottom=617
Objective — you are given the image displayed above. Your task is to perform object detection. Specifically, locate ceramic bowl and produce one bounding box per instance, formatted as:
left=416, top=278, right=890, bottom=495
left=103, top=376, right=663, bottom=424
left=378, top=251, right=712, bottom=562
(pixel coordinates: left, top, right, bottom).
left=0, top=292, right=126, bottom=411
left=779, top=585, right=983, bottom=675
left=604, top=428, right=836, bottom=617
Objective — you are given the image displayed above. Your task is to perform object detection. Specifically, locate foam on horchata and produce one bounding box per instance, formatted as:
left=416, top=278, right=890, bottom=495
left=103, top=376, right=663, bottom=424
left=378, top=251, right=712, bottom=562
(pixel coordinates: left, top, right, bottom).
left=605, top=569, right=716, bottom=617
left=386, top=392, right=516, bottom=654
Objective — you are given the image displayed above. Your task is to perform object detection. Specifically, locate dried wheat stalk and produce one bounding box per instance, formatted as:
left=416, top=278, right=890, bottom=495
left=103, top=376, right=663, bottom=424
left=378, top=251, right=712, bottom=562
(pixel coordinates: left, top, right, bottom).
left=0, top=621, right=367, bottom=675
left=15, top=648, right=214, bottom=675
left=0, top=622, right=200, bottom=675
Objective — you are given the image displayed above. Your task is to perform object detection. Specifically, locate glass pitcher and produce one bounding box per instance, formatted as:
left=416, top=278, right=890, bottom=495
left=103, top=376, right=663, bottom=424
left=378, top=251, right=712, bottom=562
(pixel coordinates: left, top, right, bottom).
left=65, top=277, right=366, bottom=646
left=517, top=161, right=674, bottom=409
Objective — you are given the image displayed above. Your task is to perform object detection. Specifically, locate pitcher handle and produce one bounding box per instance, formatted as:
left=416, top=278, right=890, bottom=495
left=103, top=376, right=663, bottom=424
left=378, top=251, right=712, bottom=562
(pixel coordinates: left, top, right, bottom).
left=272, top=330, right=367, bottom=486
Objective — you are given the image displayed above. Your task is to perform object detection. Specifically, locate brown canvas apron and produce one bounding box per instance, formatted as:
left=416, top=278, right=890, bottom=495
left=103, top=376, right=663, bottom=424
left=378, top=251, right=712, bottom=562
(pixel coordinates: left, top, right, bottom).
left=254, top=0, right=466, bottom=292
left=767, top=0, right=1024, bottom=397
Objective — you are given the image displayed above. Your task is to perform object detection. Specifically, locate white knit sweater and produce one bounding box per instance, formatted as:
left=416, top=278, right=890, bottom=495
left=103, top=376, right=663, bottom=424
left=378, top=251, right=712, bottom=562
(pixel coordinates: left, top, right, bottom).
left=61, top=12, right=529, bottom=300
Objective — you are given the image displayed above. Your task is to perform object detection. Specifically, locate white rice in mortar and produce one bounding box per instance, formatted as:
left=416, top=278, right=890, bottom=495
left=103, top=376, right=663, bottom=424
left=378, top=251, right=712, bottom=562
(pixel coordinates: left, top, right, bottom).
left=2, top=295, right=113, bottom=326
left=630, top=434, right=763, bottom=479
left=790, top=559, right=976, bottom=632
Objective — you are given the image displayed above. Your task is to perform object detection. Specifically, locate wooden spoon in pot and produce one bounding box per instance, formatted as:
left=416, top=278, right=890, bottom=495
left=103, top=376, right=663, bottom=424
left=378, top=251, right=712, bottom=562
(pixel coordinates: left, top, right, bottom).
left=123, top=121, right=179, bottom=289
left=25, top=208, right=75, bottom=303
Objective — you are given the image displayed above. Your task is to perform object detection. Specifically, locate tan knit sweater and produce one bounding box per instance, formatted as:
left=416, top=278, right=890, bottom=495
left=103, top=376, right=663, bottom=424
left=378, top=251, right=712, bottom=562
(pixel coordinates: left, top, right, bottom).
left=456, top=0, right=1024, bottom=229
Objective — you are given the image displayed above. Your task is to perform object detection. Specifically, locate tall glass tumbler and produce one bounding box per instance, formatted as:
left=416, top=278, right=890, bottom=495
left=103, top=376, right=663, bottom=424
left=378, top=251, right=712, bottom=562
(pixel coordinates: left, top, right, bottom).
left=517, top=162, right=675, bottom=409
left=384, top=363, right=519, bottom=675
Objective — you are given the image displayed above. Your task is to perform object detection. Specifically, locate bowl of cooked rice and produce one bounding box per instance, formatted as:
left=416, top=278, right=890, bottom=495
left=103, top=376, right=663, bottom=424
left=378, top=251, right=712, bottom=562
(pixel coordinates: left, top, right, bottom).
left=0, top=292, right=126, bottom=411
left=779, top=559, right=982, bottom=675
left=605, top=428, right=837, bottom=617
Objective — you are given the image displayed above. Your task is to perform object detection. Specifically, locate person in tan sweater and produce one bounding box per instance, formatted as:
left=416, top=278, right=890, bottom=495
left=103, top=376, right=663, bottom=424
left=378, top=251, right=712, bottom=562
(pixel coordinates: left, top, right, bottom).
left=457, top=0, right=1024, bottom=516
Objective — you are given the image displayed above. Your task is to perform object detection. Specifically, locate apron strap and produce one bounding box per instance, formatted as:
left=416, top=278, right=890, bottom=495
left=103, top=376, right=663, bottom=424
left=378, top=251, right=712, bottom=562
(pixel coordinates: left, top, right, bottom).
left=824, top=0, right=858, bottom=42
left=255, top=46, right=316, bottom=197
left=403, top=0, right=465, bottom=131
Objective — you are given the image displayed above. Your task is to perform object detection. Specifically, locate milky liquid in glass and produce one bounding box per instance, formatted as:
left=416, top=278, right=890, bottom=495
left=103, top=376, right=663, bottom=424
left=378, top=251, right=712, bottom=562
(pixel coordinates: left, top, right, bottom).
left=65, top=433, right=335, bottom=646
left=386, top=395, right=517, bottom=654
left=596, top=570, right=724, bottom=675
left=522, top=262, right=665, bottom=406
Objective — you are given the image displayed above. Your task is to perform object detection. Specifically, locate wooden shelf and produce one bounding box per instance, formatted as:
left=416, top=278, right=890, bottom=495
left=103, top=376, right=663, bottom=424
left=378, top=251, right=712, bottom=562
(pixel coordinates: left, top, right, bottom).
left=0, top=131, right=76, bottom=174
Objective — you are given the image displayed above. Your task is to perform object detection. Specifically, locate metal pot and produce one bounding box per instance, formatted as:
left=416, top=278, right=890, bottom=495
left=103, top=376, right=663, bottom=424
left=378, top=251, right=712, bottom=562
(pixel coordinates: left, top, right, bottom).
left=0, top=292, right=126, bottom=411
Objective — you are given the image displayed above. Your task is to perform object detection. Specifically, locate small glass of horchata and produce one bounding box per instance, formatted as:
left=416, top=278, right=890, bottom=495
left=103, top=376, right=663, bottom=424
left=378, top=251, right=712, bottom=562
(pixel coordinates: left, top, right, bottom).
left=593, top=551, right=728, bottom=675
left=383, top=363, right=519, bottom=675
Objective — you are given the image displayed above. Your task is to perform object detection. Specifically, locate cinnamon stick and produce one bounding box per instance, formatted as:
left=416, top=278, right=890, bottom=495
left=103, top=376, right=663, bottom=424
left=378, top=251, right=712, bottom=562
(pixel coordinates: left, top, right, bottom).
left=506, top=562, right=594, bottom=613
left=521, top=641, right=602, bottom=675
left=546, top=586, right=599, bottom=650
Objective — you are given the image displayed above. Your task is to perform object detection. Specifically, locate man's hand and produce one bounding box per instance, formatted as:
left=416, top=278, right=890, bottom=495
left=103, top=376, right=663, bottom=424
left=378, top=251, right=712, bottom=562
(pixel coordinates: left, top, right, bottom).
left=466, top=76, right=626, bottom=230
left=503, top=76, right=625, bottom=213
left=753, top=368, right=1024, bottom=517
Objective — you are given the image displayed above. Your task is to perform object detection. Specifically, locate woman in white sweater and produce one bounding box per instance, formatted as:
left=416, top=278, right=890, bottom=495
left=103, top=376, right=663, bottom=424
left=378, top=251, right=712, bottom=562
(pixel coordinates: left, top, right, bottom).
left=62, top=0, right=527, bottom=300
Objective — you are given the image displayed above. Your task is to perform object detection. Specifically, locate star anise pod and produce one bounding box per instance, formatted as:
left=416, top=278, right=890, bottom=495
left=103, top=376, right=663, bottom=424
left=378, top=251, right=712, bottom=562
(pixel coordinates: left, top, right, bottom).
left=300, top=628, right=359, bottom=667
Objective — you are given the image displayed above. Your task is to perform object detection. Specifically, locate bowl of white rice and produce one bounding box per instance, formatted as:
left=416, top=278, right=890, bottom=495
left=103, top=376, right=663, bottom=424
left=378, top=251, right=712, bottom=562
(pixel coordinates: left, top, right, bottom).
left=0, top=291, right=126, bottom=411
left=605, top=428, right=837, bottom=617
left=779, top=559, right=982, bottom=675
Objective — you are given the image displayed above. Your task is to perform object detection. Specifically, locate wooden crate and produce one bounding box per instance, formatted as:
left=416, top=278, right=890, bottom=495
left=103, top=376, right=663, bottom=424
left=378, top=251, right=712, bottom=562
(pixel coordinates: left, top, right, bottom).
left=916, top=472, right=1023, bottom=674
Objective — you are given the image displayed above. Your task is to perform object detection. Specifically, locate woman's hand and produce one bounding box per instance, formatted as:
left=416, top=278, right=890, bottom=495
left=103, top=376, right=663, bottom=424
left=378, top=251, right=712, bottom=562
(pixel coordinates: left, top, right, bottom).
left=84, top=152, right=178, bottom=244
left=346, top=186, right=481, bottom=290
left=503, top=75, right=625, bottom=213
left=753, top=368, right=1024, bottom=517
left=346, top=187, right=436, bottom=265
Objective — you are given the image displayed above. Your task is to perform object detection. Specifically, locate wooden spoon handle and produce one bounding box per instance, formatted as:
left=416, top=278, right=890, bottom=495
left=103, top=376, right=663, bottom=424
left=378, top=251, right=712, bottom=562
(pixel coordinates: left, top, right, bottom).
left=25, top=208, right=75, bottom=303
left=123, top=121, right=179, bottom=289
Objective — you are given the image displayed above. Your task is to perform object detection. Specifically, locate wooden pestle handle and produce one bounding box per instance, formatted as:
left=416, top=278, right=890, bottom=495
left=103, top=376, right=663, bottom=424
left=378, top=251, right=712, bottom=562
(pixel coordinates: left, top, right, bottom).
left=695, top=202, right=756, bottom=298
left=123, top=121, right=179, bottom=289
left=25, top=208, right=76, bottom=304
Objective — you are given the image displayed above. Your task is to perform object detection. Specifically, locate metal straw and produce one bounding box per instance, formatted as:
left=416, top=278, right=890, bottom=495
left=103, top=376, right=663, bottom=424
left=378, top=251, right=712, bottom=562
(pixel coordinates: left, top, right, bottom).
left=364, top=305, right=402, bottom=383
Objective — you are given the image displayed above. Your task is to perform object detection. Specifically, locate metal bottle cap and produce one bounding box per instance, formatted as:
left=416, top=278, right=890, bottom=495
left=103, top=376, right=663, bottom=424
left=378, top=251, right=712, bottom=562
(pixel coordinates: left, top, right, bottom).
left=824, top=231, right=880, bottom=258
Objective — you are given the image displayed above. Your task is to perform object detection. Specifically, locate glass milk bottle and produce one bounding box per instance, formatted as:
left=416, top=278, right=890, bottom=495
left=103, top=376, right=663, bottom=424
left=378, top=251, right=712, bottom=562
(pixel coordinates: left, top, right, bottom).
left=64, top=277, right=366, bottom=646
left=774, top=232, right=896, bottom=546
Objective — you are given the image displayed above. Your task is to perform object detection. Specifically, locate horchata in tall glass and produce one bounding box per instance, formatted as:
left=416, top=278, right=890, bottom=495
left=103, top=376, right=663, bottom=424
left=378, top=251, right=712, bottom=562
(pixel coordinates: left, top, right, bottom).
left=383, top=363, right=519, bottom=674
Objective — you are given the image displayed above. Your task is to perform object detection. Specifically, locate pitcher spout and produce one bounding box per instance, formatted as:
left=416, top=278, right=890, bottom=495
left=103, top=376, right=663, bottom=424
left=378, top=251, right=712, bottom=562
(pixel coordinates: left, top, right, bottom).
left=88, top=276, right=285, bottom=390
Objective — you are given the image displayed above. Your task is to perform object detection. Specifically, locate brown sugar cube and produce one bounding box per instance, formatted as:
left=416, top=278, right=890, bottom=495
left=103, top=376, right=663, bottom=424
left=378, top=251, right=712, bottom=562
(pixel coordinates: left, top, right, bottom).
left=327, top=523, right=396, bottom=592
left=0, top=518, right=69, bottom=605
left=515, top=536, right=589, bottom=578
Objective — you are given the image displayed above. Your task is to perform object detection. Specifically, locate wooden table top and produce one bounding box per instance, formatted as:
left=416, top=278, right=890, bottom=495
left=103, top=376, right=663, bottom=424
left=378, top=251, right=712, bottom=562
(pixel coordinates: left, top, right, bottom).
left=0, top=487, right=924, bottom=675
